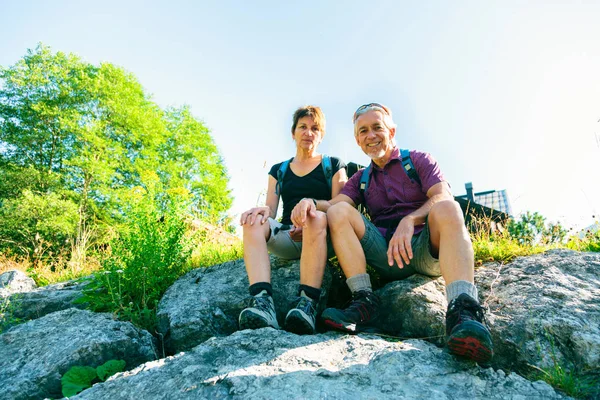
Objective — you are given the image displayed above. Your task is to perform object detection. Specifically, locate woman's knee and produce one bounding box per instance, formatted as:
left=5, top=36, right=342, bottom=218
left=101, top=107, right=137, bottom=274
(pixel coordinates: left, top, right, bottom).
left=242, top=220, right=271, bottom=241
left=304, top=210, right=327, bottom=232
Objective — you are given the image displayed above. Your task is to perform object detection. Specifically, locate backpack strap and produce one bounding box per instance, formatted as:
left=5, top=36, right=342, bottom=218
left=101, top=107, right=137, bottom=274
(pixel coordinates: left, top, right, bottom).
left=321, top=154, right=333, bottom=194
left=359, top=165, right=371, bottom=196
left=358, top=149, right=421, bottom=200
left=275, top=158, right=293, bottom=195
left=400, top=149, right=421, bottom=185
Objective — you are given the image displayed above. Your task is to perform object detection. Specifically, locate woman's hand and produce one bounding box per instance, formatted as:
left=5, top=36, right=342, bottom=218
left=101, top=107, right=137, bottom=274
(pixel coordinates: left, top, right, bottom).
left=291, top=198, right=316, bottom=228
left=289, top=226, right=303, bottom=242
left=387, top=216, right=415, bottom=267
left=240, top=206, right=271, bottom=226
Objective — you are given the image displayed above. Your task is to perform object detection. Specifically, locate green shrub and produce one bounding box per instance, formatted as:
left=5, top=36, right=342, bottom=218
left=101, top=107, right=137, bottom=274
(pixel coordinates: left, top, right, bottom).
left=79, top=176, right=196, bottom=332
left=566, top=222, right=600, bottom=252
left=507, top=212, right=566, bottom=246
left=0, top=190, right=79, bottom=262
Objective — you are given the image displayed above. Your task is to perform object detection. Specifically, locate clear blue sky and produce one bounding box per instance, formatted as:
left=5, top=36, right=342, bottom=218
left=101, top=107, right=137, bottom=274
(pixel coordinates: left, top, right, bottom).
left=2, top=0, right=599, bottom=231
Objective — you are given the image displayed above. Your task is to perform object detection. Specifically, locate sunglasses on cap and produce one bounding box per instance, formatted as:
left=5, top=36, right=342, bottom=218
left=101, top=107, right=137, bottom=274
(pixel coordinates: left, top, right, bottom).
left=352, top=103, right=390, bottom=123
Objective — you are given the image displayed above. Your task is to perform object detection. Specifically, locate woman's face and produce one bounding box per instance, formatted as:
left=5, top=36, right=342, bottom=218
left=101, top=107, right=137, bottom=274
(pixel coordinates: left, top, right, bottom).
left=292, top=116, right=323, bottom=151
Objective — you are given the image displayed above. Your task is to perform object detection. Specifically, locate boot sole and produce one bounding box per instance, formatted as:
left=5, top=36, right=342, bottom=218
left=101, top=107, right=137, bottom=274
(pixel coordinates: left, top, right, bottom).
left=285, top=311, right=315, bottom=335
left=239, top=311, right=279, bottom=330
left=447, top=325, right=493, bottom=364
left=323, top=318, right=358, bottom=333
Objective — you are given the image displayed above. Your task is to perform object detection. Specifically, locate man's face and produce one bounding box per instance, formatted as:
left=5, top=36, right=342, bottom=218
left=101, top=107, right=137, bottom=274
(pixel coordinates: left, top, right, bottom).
left=354, top=110, right=395, bottom=160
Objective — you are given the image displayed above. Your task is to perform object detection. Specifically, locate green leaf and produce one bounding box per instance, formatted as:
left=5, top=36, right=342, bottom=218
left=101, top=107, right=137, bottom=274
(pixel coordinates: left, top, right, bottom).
left=96, top=359, right=126, bottom=381
left=61, top=366, right=97, bottom=397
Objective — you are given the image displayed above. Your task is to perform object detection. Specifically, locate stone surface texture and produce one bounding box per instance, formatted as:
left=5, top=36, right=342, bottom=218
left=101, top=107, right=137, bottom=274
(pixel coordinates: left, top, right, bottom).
left=0, top=308, right=157, bottom=400
left=477, top=249, right=600, bottom=380
left=4, top=278, right=89, bottom=323
left=156, top=256, right=333, bottom=354
left=76, top=329, right=566, bottom=400
left=0, top=269, right=36, bottom=298
left=376, top=274, right=447, bottom=345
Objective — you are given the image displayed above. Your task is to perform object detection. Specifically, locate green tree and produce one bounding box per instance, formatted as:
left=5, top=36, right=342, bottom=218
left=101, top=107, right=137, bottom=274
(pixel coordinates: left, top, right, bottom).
left=507, top=211, right=566, bottom=246
left=0, top=44, right=232, bottom=257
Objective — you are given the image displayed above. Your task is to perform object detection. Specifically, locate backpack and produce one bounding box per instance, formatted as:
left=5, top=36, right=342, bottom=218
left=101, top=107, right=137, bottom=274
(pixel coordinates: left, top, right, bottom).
left=359, top=148, right=421, bottom=196
left=275, top=155, right=333, bottom=195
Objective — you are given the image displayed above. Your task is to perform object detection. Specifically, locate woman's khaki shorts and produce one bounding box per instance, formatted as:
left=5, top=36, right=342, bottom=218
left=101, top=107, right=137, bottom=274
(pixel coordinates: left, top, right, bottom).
left=266, top=218, right=302, bottom=260
left=266, top=218, right=335, bottom=260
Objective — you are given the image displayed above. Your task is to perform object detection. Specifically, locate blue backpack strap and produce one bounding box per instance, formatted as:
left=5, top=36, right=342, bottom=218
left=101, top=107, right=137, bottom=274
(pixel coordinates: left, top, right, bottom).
left=275, top=158, right=293, bottom=195
left=321, top=154, right=333, bottom=193
left=359, top=165, right=371, bottom=197
left=400, top=149, right=421, bottom=185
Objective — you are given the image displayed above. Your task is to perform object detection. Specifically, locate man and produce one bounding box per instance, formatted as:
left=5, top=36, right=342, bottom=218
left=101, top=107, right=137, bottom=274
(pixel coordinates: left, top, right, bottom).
left=291, top=103, right=493, bottom=363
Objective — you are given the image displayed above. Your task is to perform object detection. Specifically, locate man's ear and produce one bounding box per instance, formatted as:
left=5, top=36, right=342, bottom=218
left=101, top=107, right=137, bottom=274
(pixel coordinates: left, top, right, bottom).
left=389, top=126, right=396, bottom=140
left=355, top=133, right=360, bottom=146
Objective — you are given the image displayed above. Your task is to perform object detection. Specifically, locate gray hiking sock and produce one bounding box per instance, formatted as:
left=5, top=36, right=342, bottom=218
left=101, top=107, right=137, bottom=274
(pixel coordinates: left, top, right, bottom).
left=346, top=273, right=372, bottom=293
left=446, top=280, right=479, bottom=303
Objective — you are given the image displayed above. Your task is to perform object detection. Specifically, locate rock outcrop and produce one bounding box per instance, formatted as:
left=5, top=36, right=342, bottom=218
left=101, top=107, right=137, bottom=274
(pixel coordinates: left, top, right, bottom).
left=477, top=249, right=600, bottom=378
left=0, top=269, right=36, bottom=298
left=4, top=278, right=89, bottom=323
left=76, top=329, right=565, bottom=399
left=156, top=256, right=333, bottom=354
left=0, top=308, right=157, bottom=400
left=2, top=249, right=598, bottom=399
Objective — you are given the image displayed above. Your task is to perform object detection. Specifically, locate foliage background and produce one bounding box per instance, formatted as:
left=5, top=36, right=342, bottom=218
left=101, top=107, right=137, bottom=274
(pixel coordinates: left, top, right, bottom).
left=0, top=44, right=232, bottom=262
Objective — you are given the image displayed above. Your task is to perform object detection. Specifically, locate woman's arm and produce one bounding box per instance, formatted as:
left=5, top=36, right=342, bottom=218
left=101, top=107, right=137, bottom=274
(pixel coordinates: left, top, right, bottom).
left=331, top=168, right=348, bottom=198
left=240, top=175, right=279, bottom=226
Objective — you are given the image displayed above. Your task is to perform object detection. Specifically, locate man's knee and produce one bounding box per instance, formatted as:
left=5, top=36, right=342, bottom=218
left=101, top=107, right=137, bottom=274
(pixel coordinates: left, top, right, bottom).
left=327, top=202, right=357, bottom=227
left=429, top=199, right=465, bottom=227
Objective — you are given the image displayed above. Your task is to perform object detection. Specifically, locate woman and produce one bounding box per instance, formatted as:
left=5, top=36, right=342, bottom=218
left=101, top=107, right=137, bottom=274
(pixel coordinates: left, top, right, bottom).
left=239, top=105, right=347, bottom=335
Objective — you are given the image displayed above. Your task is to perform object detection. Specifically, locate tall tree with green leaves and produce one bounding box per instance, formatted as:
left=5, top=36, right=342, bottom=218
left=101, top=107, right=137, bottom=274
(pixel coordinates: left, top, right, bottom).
left=0, top=44, right=231, bottom=258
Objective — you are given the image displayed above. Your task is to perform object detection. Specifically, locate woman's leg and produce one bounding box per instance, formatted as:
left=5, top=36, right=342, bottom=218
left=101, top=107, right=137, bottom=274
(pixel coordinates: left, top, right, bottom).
left=242, top=219, right=272, bottom=284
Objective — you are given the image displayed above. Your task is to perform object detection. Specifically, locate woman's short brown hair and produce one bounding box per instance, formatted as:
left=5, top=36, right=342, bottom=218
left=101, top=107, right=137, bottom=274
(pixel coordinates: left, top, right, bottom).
left=291, top=105, right=326, bottom=136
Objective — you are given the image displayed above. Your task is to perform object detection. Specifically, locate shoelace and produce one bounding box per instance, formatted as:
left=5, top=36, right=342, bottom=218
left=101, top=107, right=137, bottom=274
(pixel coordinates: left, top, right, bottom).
left=452, top=298, right=488, bottom=326
left=294, top=296, right=316, bottom=316
left=345, top=291, right=378, bottom=322
left=248, top=295, right=273, bottom=313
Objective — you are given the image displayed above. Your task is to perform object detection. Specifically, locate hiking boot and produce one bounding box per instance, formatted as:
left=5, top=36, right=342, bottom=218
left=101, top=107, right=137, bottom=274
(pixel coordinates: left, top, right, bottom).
left=239, top=290, right=280, bottom=330
left=446, top=293, right=494, bottom=364
left=285, top=295, right=317, bottom=335
left=321, top=290, right=381, bottom=333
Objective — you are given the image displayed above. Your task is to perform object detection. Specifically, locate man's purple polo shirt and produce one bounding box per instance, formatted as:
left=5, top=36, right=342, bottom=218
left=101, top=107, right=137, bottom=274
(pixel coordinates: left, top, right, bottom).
left=340, top=147, right=445, bottom=237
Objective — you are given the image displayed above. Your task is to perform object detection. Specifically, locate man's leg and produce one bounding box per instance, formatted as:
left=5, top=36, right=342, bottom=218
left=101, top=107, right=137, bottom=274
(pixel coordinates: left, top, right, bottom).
left=320, top=202, right=381, bottom=333
left=285, top=211, right=328, bottom=334
left=428, top=199, right=493, bottom=363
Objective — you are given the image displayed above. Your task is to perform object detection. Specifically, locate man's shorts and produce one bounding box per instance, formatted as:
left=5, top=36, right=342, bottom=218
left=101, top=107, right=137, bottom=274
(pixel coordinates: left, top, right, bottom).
left=266, top=217, right=335, bottom=260
left=359, top=214, right=441, bottom=281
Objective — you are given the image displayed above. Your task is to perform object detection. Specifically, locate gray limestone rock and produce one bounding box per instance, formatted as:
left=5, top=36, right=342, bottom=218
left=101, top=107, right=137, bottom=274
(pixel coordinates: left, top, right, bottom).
left=0, top=269, right=36, bottom=298
left=5, top=277, right=89, bottom=323
left=477, top=249, right=600, bottom=389
left=76, top=329, right=567, bottom=400
left=376, top=274, right=447, bottom=345
left=0, top=308, right=157, bottom=400
left=156, top=256, right=333, bottom=354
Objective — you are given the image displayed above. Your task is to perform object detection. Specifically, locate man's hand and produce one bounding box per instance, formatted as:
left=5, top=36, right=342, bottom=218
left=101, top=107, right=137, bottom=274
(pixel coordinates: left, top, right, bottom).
left=240, top=206, right=271, bottom=226
left=387, top=216, right=415, bottom=267
left=289, top=226, right=303, bottom=242
left=291, top=198, right=317, bottom=228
